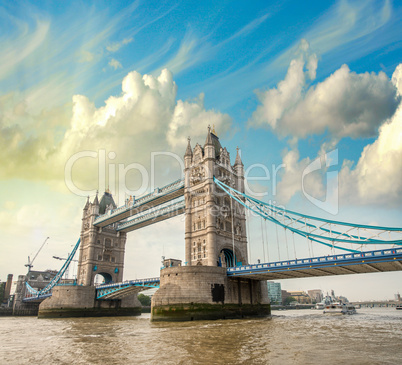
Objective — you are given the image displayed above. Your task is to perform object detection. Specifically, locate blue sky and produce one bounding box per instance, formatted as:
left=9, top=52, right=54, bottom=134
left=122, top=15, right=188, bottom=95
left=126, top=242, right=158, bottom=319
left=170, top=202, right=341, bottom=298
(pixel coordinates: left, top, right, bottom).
left=0, top=0, right=401, bottom=300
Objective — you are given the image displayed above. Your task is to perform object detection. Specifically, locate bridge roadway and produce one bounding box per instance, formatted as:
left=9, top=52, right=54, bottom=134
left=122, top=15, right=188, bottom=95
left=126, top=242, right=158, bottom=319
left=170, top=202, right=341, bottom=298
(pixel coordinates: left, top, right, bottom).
left=227, top=247, right=402, bottom=280
left=93, top=179, right=184, bottom=229
left=95, top=277, right=160, bottom=300
left=23, top=248, right=402, bottom=302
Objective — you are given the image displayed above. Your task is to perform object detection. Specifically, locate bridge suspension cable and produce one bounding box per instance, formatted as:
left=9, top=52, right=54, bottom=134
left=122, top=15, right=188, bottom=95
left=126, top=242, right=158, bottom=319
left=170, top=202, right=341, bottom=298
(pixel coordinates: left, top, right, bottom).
left=25, top=238, right=81, bottom=296
left=213, top=177, right=402, bottom=254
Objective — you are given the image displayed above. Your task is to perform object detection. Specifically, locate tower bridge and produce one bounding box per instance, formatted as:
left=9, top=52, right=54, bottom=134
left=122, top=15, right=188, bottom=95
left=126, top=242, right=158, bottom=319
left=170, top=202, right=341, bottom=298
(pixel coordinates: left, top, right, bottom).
left=93, top=178, right=184, bottom=228
left=15, top=127, right=402, bottom=320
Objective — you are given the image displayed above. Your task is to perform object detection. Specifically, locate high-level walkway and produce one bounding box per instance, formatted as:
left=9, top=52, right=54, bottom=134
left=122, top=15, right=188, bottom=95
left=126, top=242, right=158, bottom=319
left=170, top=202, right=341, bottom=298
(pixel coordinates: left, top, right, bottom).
left=93, top=179, right=184, bottom=231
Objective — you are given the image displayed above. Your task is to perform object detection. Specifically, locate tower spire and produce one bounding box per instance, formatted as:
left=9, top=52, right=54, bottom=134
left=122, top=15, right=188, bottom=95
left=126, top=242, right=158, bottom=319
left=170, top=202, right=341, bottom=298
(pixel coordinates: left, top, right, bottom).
left=93, top=191, right=99, bottom=205
left=234, top=147, right=243, bottom=166
left=204, top=125, right=213, bottom=146
left=185, top=137, right=193, bottom=157
left=84, top=196, right=90, bottom=210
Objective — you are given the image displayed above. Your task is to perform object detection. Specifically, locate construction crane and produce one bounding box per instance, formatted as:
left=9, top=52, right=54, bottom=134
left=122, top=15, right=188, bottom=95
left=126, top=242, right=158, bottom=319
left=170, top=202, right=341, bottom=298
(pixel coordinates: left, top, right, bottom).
left=52, top=254, right=78, bottom=280
left=52, top=255, right=78, bottom=262
left=25, top=237, right=50, bottom=271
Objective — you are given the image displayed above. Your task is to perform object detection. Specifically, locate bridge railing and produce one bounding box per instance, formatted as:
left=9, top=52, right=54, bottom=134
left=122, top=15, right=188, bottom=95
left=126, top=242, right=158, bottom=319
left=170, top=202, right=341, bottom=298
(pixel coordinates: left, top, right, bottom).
left=116, top=197, right=185, bottom=231
left=94, top=178, right=184, bottom=225
left=96, top=277, right=160, bottom=289
left=226, top=248, right=402, bottom=274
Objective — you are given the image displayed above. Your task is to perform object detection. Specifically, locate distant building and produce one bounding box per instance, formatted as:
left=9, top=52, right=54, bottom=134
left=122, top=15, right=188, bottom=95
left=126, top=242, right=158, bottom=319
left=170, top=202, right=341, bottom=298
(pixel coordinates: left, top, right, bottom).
left=281, top=290, right=291, bottom=305
left=338, top=295, right=349, bottom=303
left=308, top=289, right=323, bottom=303
left=1, top=274, right=14, bottom=305
left=288, top=290, right=312, bottom=304
left=26, top=270, right=58, bottom=291
left=267, top=282, right=282, bottom=304
left=395, top=293, right=401, bottom=302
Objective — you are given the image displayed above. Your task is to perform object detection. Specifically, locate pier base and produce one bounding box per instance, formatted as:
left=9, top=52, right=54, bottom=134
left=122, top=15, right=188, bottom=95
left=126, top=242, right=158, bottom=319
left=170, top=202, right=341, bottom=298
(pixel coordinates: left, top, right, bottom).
left=151, top=266, right=270, bottom=321
left=38, top=285, right=141, bottom=318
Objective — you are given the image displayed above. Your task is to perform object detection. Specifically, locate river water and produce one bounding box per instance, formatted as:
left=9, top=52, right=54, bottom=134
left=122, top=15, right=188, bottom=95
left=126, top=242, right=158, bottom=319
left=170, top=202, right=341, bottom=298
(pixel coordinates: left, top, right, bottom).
left=0, top=308, right=401, bottom=364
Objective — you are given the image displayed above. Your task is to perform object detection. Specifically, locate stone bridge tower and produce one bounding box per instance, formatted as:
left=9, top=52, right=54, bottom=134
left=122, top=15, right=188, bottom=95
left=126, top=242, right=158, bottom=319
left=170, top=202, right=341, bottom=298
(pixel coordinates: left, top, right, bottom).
left=152, top=127, right=270, bottom=321
left=39, top=191, right=141, bottom=318
left=77, top=191, right=127, bottom=286
left=184, top=127, right=248, bottom=267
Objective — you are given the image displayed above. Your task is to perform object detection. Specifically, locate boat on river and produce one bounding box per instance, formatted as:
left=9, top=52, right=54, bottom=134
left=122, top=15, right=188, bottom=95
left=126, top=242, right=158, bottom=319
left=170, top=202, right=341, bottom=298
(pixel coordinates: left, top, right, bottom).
left=315, top=293, right=336, bottom=310
left=323, top=302, right=356, bottom=315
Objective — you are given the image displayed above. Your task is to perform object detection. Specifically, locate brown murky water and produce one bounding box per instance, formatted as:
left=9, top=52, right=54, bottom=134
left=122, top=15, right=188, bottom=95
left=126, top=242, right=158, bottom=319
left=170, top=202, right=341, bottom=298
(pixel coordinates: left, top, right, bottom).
left=0, top=308, right=401, bottom=364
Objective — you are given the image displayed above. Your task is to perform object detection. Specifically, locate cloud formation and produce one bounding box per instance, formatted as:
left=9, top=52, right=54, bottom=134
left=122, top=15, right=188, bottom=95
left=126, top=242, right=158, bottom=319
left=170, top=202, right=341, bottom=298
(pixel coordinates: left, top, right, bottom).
left=275, top=148, right=324, bottom=205
left=0, top=69, right=231, bottom=198
left=109, top=58, right=123, bottom=69
left=249, top=40, right=399, bottom=140
left=106, top=38, right=133, bottom=52
left=269, top=61, right=402, bottom=208
left=339, top=64, right=402, bottom=206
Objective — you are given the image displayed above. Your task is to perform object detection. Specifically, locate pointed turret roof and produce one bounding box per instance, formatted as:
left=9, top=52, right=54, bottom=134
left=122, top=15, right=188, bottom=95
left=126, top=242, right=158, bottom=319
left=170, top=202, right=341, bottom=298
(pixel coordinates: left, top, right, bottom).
left=204, top=125, right=213, bottom=146
left=99, top=191, right=117, bottom=215
left=185, top=137, right=193, bottom=157
left=84, top=196, right=90, bottom=210
left=234, top=147, right=243, bottom=166
left=93, top=191, right=99, bottom=205
left=204, top=125, right=222, bottom=159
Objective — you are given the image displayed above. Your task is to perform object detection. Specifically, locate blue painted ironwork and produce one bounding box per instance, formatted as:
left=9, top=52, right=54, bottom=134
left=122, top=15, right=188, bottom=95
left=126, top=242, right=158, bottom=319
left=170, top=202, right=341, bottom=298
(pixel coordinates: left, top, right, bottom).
left=24, top=238, right=81, bottom=299
left=213, top=177, right=402, bottom=252
left=96, top=277, right=160, bottom=300
left=116, top=197, right=185, bottom=232
left=22, top=293, right=53, bottom=302
left=94, top=178, right=184, bottom=226
left=227, top=247, right=402, bottom=277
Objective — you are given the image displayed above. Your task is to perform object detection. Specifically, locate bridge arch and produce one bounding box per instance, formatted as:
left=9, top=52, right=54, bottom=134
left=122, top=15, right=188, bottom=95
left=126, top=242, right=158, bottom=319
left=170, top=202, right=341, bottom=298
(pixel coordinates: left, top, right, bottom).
left=94, top=272, right=113, bottom=285
left=218, top=248, right=238, bottom=267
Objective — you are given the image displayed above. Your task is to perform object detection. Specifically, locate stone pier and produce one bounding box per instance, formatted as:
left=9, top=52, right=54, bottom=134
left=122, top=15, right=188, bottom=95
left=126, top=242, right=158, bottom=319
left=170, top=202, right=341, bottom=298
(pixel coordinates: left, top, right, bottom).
left=38, top=286, right=141, bottom=318
left=151, top=266, right=270, bottom=321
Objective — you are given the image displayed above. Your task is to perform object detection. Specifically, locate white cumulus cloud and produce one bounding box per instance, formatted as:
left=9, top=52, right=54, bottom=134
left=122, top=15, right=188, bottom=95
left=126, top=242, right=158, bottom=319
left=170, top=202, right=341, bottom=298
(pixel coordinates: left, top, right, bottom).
left=0, top=68, right=232, bottom=199
left=272, top=62, right=402, bottom=208
left=249, top=40, right=399, bottom=140
left=339, top=64, right=402, bottom=207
